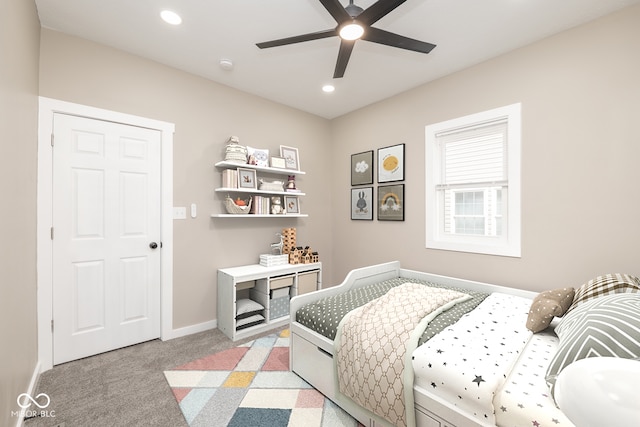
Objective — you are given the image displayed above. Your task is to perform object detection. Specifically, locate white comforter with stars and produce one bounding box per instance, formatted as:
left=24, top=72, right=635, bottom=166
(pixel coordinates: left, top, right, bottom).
left=412, top=293, right=532, bottom=425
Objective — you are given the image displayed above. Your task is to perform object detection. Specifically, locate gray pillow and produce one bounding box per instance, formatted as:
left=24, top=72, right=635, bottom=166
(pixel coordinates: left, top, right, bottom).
left=545, top=293, right=640, bottom=396
left=236, top=298, right=264, bottom=316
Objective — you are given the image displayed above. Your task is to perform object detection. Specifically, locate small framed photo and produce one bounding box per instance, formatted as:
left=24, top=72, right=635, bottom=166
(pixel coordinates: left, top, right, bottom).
left=378, top=184, right=405, bottom=221
left=284, top=195, right=300, bottom=214
left=377, top=143, right=405, bottom=183
left=351, top=187, right=373, bottom=220
left=280, top=145, right=300, bottom=171
left=351, top=150, right=374, bottom=186
left=270, top=157, right=287, bottom=169
left=246, top=146, right=269, bottom=167
left=237, top=168, right=257, bottom=189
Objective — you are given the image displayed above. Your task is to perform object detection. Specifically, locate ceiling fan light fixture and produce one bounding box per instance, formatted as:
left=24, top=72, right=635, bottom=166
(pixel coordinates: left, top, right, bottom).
left=339, top=22, right=364, bottom=41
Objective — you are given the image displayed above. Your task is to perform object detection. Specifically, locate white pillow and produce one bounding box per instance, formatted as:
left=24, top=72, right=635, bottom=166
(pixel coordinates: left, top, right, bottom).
left=236, top=298, right=264, bottom=316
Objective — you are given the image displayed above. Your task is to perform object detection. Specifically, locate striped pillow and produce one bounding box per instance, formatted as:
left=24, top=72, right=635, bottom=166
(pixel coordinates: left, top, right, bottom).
left=545, top=294, right=640, bottom=395
left=567, top=273, right=640, bottom=314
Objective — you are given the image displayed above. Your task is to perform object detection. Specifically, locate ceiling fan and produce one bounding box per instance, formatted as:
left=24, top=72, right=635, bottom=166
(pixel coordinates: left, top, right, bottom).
left=256, top=0, right=436, bottom=78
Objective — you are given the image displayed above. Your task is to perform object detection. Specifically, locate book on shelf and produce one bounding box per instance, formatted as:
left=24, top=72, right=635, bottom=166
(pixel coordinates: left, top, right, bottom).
left=222, top=169, right=238, bottom=188
left=250, top=195, right=271, bottom=215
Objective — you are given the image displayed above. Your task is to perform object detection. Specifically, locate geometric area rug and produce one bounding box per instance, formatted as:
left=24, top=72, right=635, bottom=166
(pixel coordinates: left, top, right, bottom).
left=163, top=329, right=361, bottom=427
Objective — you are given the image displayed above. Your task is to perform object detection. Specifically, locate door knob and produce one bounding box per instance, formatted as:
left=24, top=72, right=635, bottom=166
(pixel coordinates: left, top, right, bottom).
left=149, top=242, right=158, bottom=249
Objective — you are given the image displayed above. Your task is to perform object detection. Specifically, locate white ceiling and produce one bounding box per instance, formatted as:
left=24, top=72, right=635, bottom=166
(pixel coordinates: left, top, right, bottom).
left=35, top=0, right=639, bottom=119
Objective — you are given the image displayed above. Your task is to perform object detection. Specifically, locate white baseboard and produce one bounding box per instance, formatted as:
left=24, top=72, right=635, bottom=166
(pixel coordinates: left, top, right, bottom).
left=13, top=362, right=41, bottom=427
left=162, top=319, right=217, bottom=341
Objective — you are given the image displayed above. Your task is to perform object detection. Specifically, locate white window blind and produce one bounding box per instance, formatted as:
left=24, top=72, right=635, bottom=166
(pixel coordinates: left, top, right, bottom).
left=437, top=119, right=507, bottom=188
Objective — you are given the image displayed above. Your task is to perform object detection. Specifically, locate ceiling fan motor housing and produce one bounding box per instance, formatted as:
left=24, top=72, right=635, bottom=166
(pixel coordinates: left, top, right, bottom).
left=345, top=3, right=364, bottom=17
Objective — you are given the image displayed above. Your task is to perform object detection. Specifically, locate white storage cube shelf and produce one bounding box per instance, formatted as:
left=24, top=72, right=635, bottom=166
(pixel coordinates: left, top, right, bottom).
left=217, top=262, right=321, bottom=341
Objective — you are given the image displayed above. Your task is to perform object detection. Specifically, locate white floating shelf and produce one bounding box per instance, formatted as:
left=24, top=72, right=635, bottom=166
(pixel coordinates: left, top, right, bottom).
left=211, top=213, right=308, bottom=218
left=215, top=188, right=305, bottom=196
left=214, top=161, right=305, bottom=175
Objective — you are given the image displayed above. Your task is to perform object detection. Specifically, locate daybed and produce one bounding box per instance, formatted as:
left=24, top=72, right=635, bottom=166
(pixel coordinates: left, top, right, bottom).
left=288, top=261, right=640, bottom=427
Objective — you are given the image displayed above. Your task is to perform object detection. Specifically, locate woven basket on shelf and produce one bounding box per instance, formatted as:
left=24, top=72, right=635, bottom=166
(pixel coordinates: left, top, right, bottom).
left=224, top=197, right=252, bottom=214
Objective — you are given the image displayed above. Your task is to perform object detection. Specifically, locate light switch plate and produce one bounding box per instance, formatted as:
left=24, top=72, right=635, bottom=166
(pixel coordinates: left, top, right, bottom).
left=173, top=207, right=187, bottom=220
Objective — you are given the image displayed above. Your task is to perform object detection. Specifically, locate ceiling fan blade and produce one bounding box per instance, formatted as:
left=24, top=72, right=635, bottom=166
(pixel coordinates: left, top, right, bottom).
left=363, top=27, right=436, bottom=54
left=358, top=0, right=407, bottom=25
left=256, top=29, right=337, bottom=49
left=319, top=0, right=351, bottom=23
left=333, top=40, right=356, bottom=78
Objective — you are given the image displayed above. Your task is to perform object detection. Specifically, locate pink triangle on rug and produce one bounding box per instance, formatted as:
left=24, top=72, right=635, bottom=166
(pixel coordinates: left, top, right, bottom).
left=175, top=346, right=248, bottom=370
left=171, top=387, right=192, bottom=404
left=261, top=346, right=289, bottom=371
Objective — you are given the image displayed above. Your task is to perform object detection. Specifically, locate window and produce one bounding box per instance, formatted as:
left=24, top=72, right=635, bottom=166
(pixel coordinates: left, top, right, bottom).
left=425, top=103, right=521, bottom=257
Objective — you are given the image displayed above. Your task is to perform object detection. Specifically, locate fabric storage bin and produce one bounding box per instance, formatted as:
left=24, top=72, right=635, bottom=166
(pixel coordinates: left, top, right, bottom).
left=270, top=274, right=294, bottom=290
left=271, top=286, right=290, bottom=299
left=270, top=296, right=290, bottom=320
left=297, top=270, right=319, bottom=295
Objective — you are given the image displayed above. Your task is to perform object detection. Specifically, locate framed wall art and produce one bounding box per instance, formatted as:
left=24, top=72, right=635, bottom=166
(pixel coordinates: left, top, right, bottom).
left=377, top=184, right=404, bottom=221
left=351, top=187, right=373, bottom=220
left=280, top=145, right=300, bottom=171
left=351, top=150, right=374, bottom=186
left=377, top=143, right=405, bottom=183
left=284, top=195, right=300, bottom=214
left=237, top=168, right=257, bottom=189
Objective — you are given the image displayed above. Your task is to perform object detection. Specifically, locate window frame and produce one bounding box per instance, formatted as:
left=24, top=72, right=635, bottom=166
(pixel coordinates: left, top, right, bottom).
left=425, top=103, right=521, bottom=257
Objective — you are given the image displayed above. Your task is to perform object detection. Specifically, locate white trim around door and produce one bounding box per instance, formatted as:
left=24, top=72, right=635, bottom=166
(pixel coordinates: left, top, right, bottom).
left=37, top=97, right=175, bottom=372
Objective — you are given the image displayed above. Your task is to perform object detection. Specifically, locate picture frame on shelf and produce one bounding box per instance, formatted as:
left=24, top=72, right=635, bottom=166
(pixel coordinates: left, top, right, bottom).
left=280, top=145, right=300, bottom=171
left=237, top=168, right=257, bottom=189
left=270, top=156, right=287, bottom=169
left=247, top=146, right=270, bottom=167
left=351, top=187, right=373, bottom=220
left=351, top=150, right=374, bottom=186
left=377, top=143, right=405, bottom=183
left=378, top=184, right=405, bottom=221
left=284, top=195, right=300, bottom=214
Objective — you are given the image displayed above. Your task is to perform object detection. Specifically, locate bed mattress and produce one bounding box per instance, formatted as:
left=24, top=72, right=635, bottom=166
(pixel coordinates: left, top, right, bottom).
left=295, top=276, right=488, bottom=345
left=494, top=330, right=575, bottom=427
left=412, top=293, right=533, bottom=425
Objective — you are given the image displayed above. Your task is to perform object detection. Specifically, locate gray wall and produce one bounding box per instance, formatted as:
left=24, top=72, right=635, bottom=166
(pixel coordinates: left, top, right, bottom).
left=39, top=30, right=334, bottom=329
left=330, top=5, right=640, bottom=292
left=0, top=0, right=40, bottom=424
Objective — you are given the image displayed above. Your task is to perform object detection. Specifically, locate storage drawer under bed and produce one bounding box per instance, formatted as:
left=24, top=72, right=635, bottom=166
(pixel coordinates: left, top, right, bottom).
left=291, top=332, right=335, bottom=400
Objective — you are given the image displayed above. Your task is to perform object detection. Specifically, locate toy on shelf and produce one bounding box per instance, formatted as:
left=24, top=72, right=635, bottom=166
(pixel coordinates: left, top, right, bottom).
left=270, top=233, right=284, bottom=255
left=224, top=136, right=248, bottom=164
left=277, top=228, right=319, bottom=264
left=282, top=227, right=297, bottom=255
left=288, top=245, right=319, bottom=264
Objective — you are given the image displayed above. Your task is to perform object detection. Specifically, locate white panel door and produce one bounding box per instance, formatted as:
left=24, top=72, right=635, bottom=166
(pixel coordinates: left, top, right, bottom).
left=52, top=113, right=161, bottom=364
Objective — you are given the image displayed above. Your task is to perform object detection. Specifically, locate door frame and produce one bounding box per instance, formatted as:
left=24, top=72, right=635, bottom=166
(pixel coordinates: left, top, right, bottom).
left=37, top=97, right=174, bottom=372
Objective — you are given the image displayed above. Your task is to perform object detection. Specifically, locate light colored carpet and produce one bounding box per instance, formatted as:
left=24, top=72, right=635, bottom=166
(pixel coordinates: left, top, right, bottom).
left=25, top=327, right=285, bottom=427
left=164, top=329, right=359, bottom=427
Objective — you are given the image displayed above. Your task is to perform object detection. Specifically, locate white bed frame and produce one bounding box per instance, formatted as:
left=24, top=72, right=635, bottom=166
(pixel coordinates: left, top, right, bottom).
left=289, top=261, right=537, bottom=427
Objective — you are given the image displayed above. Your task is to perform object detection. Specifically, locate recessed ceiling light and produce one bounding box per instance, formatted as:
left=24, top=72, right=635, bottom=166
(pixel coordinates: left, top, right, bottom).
left=160, top=10, right=182, bottom=25
left=219, top=58, right=234, bottom=71
left=322, top=84, right=335, bottom=93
